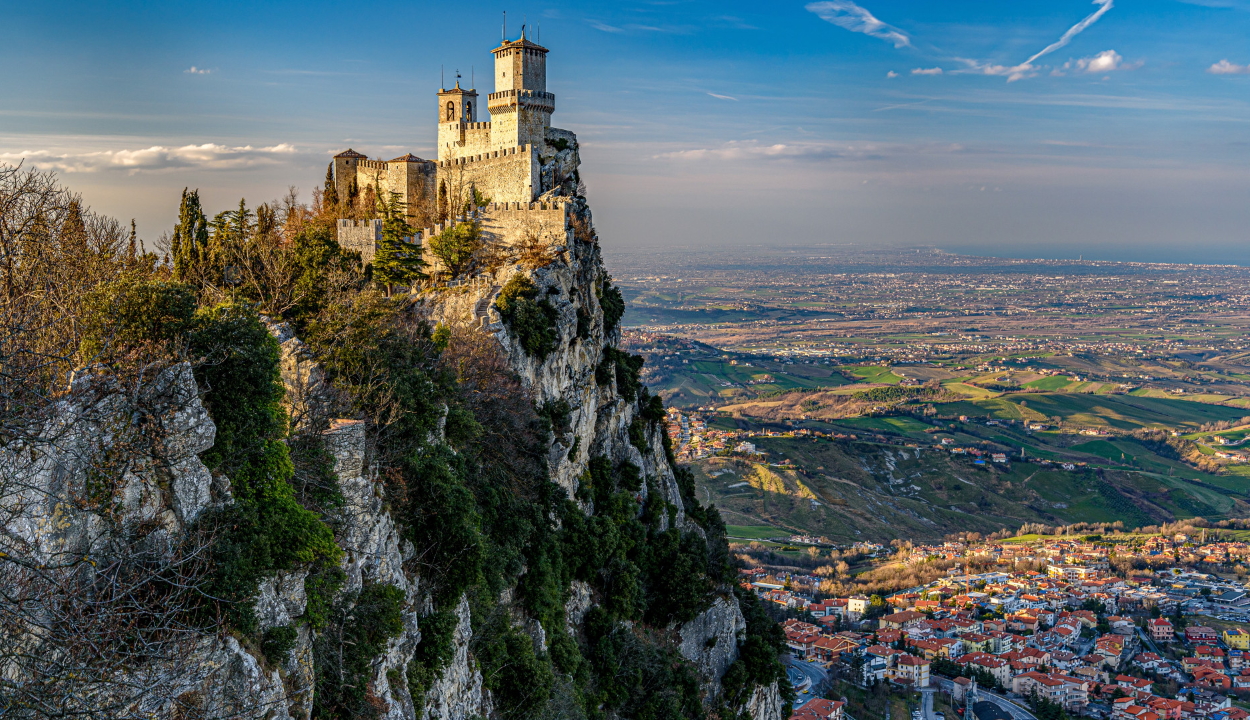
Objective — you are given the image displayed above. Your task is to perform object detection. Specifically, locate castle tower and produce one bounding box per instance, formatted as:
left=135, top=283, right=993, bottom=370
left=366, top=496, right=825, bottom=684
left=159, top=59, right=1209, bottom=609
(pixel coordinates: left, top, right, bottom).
left=436, top=80, right=481, bottom=161
left=486, top=30, right=555, bottom=153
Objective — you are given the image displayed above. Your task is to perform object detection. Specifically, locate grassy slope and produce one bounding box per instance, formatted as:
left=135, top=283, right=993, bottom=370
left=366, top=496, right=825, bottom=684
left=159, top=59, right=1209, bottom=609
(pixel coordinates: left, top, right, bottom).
left=694, top=435, right=1249, bottom=542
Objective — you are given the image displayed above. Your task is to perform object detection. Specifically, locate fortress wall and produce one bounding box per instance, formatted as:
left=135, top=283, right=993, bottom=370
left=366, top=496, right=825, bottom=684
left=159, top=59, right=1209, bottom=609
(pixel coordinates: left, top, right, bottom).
left=412, top=202, right=570, bottom=276
left=440, top=122, right=495, bottom=162
left=437, top=145, right=538, bottom=205
left=336, top=219, right=382, bottom=264
left=478, top=203, right=572, bottom=248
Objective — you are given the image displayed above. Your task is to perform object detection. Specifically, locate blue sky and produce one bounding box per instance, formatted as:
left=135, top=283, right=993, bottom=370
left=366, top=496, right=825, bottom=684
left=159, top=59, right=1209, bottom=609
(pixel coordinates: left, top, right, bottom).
left=3, top=0, right=1249, bottom=263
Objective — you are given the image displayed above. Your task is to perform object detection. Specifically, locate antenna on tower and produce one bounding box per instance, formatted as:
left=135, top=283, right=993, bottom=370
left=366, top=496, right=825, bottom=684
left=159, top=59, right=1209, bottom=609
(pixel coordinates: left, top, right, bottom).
left=471, top=66, right=474, bottom=89
left=441, top=65, right=444, bottom=89
left=503, top=11, right=507, bottom=41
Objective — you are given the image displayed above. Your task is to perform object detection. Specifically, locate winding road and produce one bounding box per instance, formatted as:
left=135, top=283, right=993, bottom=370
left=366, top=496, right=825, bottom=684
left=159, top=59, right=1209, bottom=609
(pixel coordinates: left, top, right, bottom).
left=787, top=655, right=832, bottom=710
left=931, top=677, right=1038, bottom=720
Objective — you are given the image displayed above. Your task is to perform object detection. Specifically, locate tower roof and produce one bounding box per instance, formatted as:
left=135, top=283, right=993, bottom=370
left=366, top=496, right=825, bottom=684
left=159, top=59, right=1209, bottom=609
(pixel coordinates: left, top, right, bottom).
left=389, top=153, right=429, bottom=163
left=492, top=36, right=548, bottom=55
left=334, top=148, right=367, bottom=159
left=438, top=83, right=477, bottom=95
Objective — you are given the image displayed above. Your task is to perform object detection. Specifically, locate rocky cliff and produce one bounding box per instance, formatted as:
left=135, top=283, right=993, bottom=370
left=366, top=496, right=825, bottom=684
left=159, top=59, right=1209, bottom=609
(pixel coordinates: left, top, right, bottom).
left=0, top=153, right=786, bottom=720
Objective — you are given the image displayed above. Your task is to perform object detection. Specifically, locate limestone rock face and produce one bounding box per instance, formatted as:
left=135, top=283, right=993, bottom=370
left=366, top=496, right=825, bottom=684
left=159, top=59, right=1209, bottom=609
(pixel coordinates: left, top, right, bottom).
left=746, top=681, right=786, bottom=720
left=423, top=596, right=490, bottom=720
left=679, top=596, right=747, bottom=698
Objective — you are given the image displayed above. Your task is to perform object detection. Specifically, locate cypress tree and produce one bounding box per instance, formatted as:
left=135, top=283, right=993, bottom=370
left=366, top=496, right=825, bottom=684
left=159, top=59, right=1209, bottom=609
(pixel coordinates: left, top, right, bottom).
left=171, top=188, right=209, bottom=282
left=127, top=219, right=138, bottom=259
left=372, top=192, right=424, bottom=295
left=323, top=162, right=339, bottom=208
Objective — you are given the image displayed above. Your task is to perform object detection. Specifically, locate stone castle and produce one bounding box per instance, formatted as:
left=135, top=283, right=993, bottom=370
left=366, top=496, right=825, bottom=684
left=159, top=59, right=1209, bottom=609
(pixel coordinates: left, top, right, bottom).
left=332, top=31, right=583, bottom=267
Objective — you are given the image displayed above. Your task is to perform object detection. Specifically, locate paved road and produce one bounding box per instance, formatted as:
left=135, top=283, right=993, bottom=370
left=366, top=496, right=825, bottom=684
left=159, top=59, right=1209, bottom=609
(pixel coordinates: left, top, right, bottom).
left=786, top=655, right=832, bottom=709
left=931, top=677, right=1037, bottom=720
left=920, top=687, right=937, bottom=720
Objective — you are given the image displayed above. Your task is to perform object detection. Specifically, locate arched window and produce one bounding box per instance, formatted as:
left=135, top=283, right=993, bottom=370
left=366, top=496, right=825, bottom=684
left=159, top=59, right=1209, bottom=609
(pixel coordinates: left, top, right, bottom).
left=446, top=101, right=455, bottom=121
left=465, top=102, right=472, bottom=120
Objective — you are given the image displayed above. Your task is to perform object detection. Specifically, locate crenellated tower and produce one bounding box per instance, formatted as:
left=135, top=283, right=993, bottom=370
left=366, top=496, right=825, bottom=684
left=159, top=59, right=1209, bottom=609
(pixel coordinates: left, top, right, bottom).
left=486, top=32, right=554, bottom=152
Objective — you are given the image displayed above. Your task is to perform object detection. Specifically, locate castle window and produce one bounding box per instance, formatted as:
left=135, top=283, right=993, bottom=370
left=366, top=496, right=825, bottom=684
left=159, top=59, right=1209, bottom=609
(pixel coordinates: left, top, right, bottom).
left=446, top=101, right=455, bottom=121
left=466, top=102, right=472, bottom=119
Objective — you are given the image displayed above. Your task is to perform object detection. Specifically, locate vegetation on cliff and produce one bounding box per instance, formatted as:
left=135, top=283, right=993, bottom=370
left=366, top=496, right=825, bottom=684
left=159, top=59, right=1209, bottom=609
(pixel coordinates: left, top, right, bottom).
left=0, top=164, right=787, bottom=719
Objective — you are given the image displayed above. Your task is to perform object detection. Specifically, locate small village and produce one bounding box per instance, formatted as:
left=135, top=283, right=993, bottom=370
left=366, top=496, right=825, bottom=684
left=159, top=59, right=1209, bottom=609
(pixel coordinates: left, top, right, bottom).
left=762, top=530, right=1250, bottom=720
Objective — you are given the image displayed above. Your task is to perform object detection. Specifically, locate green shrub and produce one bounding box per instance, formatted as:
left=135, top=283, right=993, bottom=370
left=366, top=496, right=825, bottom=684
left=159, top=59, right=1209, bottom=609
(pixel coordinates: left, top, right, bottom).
left=597, top=278, right=625, bottom=335
left=628, top=416, right=650, bottom=453
left=476, top=618, right=555, bottom=720
left=496, top=274, right=560, bottom=359
left=312, top=583, right=406, bottom=719
left=406, top=608, right=459, bottom=707
left=537, top=399, right=572, bottom=438
left=427, top=220, right=481, bottom=277
left=78, top=278, right=198, bottom=363
left=261, top=625, right=298, bottom=666
left=596, top=347, right=644, bottom=401
left=189, top=303, right=340, bottom=634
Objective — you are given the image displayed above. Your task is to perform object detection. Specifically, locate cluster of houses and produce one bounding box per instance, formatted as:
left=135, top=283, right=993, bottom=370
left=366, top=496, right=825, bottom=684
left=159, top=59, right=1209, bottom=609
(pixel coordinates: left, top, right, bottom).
left=765, top=534, right=1250, bottom=720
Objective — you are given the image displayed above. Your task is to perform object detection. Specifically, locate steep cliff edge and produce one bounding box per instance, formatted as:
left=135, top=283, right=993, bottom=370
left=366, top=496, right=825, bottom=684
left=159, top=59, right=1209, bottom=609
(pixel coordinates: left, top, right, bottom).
left=0, top=140, right=787, bottom=720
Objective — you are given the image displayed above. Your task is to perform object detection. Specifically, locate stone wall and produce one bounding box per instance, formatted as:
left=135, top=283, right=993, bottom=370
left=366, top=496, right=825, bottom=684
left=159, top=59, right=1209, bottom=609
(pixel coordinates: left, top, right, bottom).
left=436, top=145, right=538, bottom=206
left=337, top=219, right=382, bottom=263
left=335, top=156, right=438, bottom=224
left=438, top=121, right=494, bottom=163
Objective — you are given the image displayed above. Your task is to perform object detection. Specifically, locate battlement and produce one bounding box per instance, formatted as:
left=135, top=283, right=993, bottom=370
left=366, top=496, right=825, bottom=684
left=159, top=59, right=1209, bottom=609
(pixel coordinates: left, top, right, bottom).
left=487, top=89, right=555, bottom=113
left=437, top=145, right=533, bottom=168
left=447, top=121, right=492, bottom=131
left=355, top=158, right=390, bottom=170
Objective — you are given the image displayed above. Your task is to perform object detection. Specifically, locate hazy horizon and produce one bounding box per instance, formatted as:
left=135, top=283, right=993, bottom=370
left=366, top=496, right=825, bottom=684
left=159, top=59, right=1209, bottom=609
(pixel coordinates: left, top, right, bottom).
left=4, top=0, right=1249, bottom=265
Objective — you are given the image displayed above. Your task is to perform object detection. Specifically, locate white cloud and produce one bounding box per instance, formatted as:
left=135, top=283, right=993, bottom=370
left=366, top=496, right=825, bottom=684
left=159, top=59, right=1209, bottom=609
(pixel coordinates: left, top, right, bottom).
left=184, top=66, right=212, bottom=75
left=0, top=143, right=298, bottom=174
left=1026, top=0, right=1115, bottom=65
left=912, top=67, right=943, bottom=75
left=956, top=59, right=1038, bottom=82
left=887, top=71, right=900, bottom=78
left=1069, top=50, right=1142, bottom=73
left=707, top=92, right=739, bottom=101
left=805, top=1, right=911, bottom=48
left=1208, top=59, right=1250, bottom=74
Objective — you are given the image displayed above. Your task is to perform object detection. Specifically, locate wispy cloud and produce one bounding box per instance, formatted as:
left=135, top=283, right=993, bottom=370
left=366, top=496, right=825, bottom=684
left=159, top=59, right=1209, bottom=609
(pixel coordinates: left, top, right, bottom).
left=656, top=139, right=970, bottom=163
left=1177, top=0, right=1250, bottom=8
left=912, top=67, right=943, bottom=76
left=184, top=66, right=212, bottom=75
left=707, top=92, right=739, bottom=101
left=1208, top=59, right=1250, bottom=74
left=887, top=71, right=900, bottom=78
left=1026, top=0, right=1115, bottom=65
left=805, top=1, right=911, bottom=48
left=0, top=143, right=298, bottom=174
left=955, top=58, right=1037, bottom=83
left=587, top=19, right=625, bottom=33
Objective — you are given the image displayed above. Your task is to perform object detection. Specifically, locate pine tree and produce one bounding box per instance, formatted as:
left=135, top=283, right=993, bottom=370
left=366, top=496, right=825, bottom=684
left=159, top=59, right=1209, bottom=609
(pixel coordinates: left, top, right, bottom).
left=372, top=192, right=424, bottom=295
left=323, top=162, right=339, bottom=208
left=171, top=188, right=209, bottom=282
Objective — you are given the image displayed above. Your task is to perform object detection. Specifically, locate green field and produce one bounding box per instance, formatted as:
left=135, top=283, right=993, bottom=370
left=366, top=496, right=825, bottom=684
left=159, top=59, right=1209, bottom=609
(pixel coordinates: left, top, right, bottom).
left=1024, top=376, right=1076, bottom=391
left=656, top=360, right=847, bottom=408
left=940, top=392, right=1250, bottom=430
left=724, top=525, right=786, bottom=540
left=849, top=366, right=904, bottom=385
